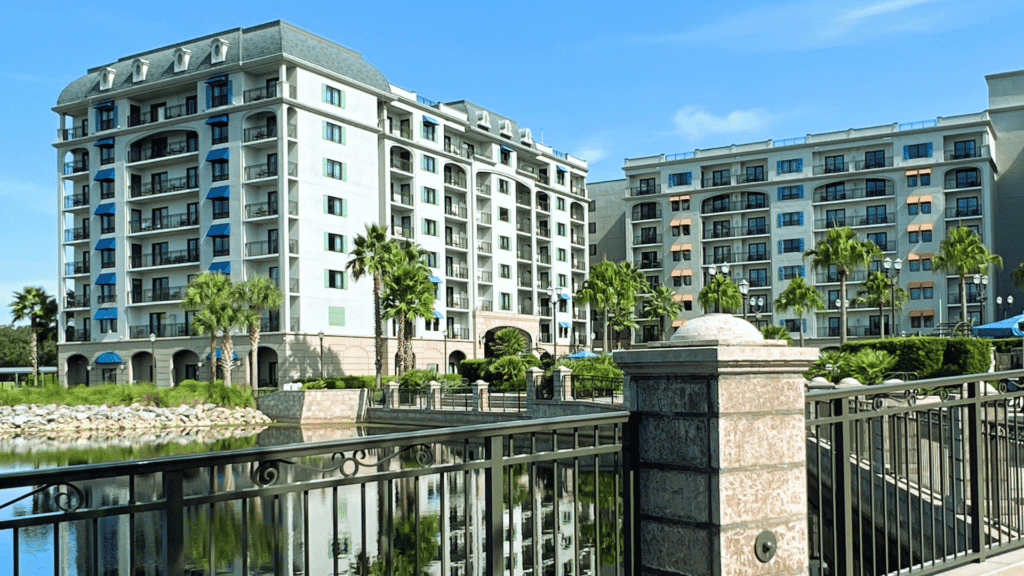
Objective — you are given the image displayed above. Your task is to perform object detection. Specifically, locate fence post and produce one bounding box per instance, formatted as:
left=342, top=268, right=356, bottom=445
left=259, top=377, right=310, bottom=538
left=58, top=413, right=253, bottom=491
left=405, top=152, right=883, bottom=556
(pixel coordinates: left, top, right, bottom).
left=473, top=379, right=489, bottom=411
left=386, top=381, right=400, bottom=409
left=830, top=393, right=856, bottom=575
left=426, top=380, right=441, bottom=410
left=525, top=367, right=542, bottom=415
left=614, top=314, right=817, bottom=576
left=162, top=470, right=185, bottom=576
left=554, top=366, right=573, bottom=401
left=967, top=379, right=988, bottom=560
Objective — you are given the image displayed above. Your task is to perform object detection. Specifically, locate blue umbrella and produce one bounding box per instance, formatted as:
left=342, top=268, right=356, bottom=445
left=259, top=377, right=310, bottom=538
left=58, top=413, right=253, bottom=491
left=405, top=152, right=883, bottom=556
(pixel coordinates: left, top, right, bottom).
left=567, top=350, right=598, bottom=359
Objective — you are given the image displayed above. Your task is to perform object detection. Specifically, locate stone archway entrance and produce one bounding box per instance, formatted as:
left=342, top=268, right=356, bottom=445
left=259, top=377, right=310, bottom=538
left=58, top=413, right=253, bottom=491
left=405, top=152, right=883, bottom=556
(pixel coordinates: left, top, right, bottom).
left=172, top=349, right=200, bottom=385
left=257, top=346, right=279, bottom=388
left=66, top=354, right=89, bottom=386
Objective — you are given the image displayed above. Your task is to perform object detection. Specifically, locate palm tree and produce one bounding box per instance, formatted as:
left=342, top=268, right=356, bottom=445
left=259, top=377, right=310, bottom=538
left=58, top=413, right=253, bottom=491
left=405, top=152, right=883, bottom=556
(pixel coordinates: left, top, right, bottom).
left=610, top=262, right=648, bottom=348
left=698, top=274, right=742, bottom=314
left=934, top=226, right=1003, bottom=324
left=347, top=224, right=399, bottom=388
left=855, top=271, right=908, bottom=338
left=575, top=260, right=619, bottom=354
left=643, top=285, right=684, bottom=341
left=804, top=227, right=881, bottom=344
left=238, top=275, right=284, bottom=389
left=185, top=272, right=244, bottom=386
left=10, top=287, right=56, bottom=386
left=493, top=327, right=527, bottom=358
left=774, top=276, right=825, bottom=347
left=1010, top=261, right=1024, bottom=290
left=382, top=243, right=436, bottom=375
left=576, top=260, right=646, bottom=352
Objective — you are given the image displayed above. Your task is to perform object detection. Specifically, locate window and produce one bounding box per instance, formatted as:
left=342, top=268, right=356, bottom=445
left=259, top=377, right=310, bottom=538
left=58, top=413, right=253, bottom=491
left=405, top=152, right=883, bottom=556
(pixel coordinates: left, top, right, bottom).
left=746, top=194, right=767, bottom=209
left=326, top=269, right=346, bottom=289
left=921, top=201, right=931, bottom=214
left=956, top=196, right=980, bottom=217
left=213, top=236, right=229, bottom=256
left=646, top=275, right=660, bottom=290
left=923, top=286, right=934, bottom=299
left=747, top=217, right=766, bottom=235
left=100, top=146, right=115, bottom=165
left=557, top=223, right=567, bottom=236
left=953, top=140, right=977, bottom=159
left=922, top=230, right=932, bottom=242
left=746, top=165, right=765, bottom=182
left=422, top=219, right=438, bottom=236
left=908, top=202, right=919, bottom=215
left=865, top=205, right=887, bottom=225
left=324, top=159, right=346, bottom=180
left=421, top=155, right=436, bottom=173
left=210, top=81, right=230, bottom=108
left=499, top=236, right=510, bottom=250
left=589, top=244, right=597, bottom=256
left=865, top=179, right=887, bottom=197
left=749, top=268, right=768, bottom=287
left=909, top=231, right=920, bottom=243
left=100, top=249, right=115, bottom=269
left=498, top=179, right=510, bottom=194
left=864, top=150, right=885, bottom=169
left=323, top=122, right=345, bottom=144
left=327, top=233, right=346, bottom=253
left=557, top=197, right=566, bottom=211
left=499, top=293, right=511, bottom=311
left=500, top=148, right=511, bottom=165
left=499, top=264, right=510, bottom=279
left=712, top=246, right=731, bottom=263
left=499, top=207, right=510, bottom=222
left=558, top=274, right=568, bottom=288
left=785, top=319, right=802, bottom=333
left=867, top=232, right=888, bottom=251
left=711, top=170, right=729, bottom=186
left=557, top=248, right=567, bottom=262
left=556, top=170, right=565, bottom=185
left=100, top=180, right=114, bottom=199
left=668, top=172, right=691, bottom=187
left=326, top=195, right=347, bottom=216
left=683, top=275, right=692, bottom=286
left=322, top=85, right=345, bottom=107
left=418, top=187, right=436, bottom=205
left=211, top=123, right=228, bottom=144
left=99, top=318, right=116, bottom=334
left=910, top=287, right=922, bottom=299
left=824, top=183, right=845, bottom=201
left=779, top=265, right=804, bottom=279
left=212, top=162, right=229, bottom=182
left=100, top=214, right=114, bottom=234
left=421, top=121, right=436, bottom=141
left=671, top=198, right=690, bottom=211
left=670, top=226, right=681, bottom=237
left=920, top=173, right=931, bottom=186
left=212, top=198, right=229, bottom=219
left=588, top=222, right=597, bottom=233
left=824, top=155, right=845, bottom=174
left=907, top=174, right=918, bottom=187
left=748, top=243, right=767, bottom=261
left=826, top=209, right=845, bottom=227
left=781, top=238, right=803, bottom=253
left=909, top=259, right=921, bottom=272
left=904, top=143, right=932, bottom=159
left=778, top=186, right=803, bottom=200
left=779, top=212, right=802, bottom=227
left=777, top=159, right=802, bottom=174
left=683, top=300, right=693, bottom=311
left=673, top=276, right=682, bottom=287
left=672, top=250, right=682, bottom=262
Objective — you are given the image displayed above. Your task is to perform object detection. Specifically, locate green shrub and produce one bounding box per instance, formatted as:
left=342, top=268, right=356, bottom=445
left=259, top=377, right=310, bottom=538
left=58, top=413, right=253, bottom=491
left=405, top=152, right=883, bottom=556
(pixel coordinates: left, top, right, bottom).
left=0, top=380, right=255, bottom=409
left=992, top=338, right=1022, bottom=355
left=760, top=324, right=792, bottom=344
left=400, top=369, right=440, bottom=389
left=840, top=348, right=896, bottom=385
left=803, top=349, right=845, bottom=381
left=487, top=356, right=526, bottom=391
left=458, top=359, right=490, bottom=383
left=301, top=379, right=327, bottom=390
left=841, top=336, right=990, bottom=380
left=520, top=353, right=543, bottom=370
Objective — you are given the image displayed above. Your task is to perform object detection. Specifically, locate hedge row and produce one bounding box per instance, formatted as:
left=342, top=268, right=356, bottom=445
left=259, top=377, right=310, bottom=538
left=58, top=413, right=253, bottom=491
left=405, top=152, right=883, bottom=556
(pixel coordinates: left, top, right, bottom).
left=839, top=336, right=991, bottom=379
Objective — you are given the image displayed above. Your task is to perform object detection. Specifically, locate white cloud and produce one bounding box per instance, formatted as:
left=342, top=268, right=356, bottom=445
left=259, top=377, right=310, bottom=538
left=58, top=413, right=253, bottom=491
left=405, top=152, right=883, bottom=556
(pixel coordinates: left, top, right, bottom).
left=673, top=106, right=776, bottom=140
left=575, top=148, right=606, bottom=163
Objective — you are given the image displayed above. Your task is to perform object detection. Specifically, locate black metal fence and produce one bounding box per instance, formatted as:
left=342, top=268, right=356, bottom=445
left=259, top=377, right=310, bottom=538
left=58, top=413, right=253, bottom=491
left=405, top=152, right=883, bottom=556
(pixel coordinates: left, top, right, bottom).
left=0, top=413, right=634, bottom=576
left=806, top=369, right=1024, bottom=575
left=572, top=375, right=625, bottom=404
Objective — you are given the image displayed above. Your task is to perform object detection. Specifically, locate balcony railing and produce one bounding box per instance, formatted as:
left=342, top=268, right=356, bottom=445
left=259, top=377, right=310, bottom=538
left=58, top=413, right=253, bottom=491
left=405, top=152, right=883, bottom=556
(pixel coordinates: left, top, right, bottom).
left=704, top=253, right=732, bottom=264
left=945, top=205, right=982, bottom=218
left=289, top=277, right=299, bottom=293
left=260, top=317, right=281, bottom=332
left=813, top=183, right=894, bottom=203
left=515, top=193, right=531, bottom=207
left=445, top=236, right=468, bottom=249
left=245, top=241, right=280, bottom=257
left=392, top=225, right=413, bottom=239
left=476, top=241, right=491, bottom=254
left=633, top=233, right=663, bottom=245
left=59, top=123, right=88, bottom=141
left=537, top=253, right=551, bottom=265
left=476, top=184, right=491, bottom=196
left=131, top=250, right=200, bottom=268
left=744, top=225, right=769, bottom=236
left=476, top=211, right=491, bottom=224
left=445, top=205, right=468, bottom=219
left=639, top=260, right=662, bottom=270
left=702, top=228, right=734, bottom=239
left=446, top=296, right=469, bottom=309
left=533, top=226, right=549, bottom=239
left=815, top=270, right=868, bottom=283
left=444, top=174, right=467, bottom=189
left=128, top=140, right=198, bottom=163
left=129, top=212, right=199, bottom=234
left=64, top=261, right=90, bottom=275
left=131, top=286, right=186, bottom=304
left=129, top=175, right=198, bottom=198
left=517, top=276, right=533, bottom=288
left=245, top=162, right=277, bottom=180
left=63, top=160, right=88, bottom=175
left=64, top=192, right=89, bottom=208
left=390, top=192, right=413, bottom=207
left=245, top=201, right=282, bottom=219
left=64, top=294, right=89, bottom=308
left=519, top=303, right=533, bottom=314
left=446, top=328, right=470, bottom=340
left=67, top=328, right=90, bottom=342
left=746, top=251, right=768, bottom=262
left=571, top=233, right=585, bottom=246
left=852, top=156, right=894, bottom=170
left=870, top=240, right=897, bottom=252
left=390, top=157, right=412, bottom=172
left=571, top=184, right=587, bottom=197
left=572, top=259, right=586, bottom=271
left=631, top=208, right=662, bottom=221
left=944, top=145, right=988, bottom=161
left=947, top=292, right=982, bottom=304
left=244, top=85, right=278, bottom=103
left=812, top=161, right=851, bottom=175
left=628, top=184, right=660, bottom=197
left=446, top=266, right=469, bottom=280
left=702, top=176, right=732, bottom=188
left=64, top=227, right=90, bottom=242
left=243, top=124, right=277, bottom=142
left=129, top=323, right=198, bottom=339
left=478, top=270, right=492, bottom=283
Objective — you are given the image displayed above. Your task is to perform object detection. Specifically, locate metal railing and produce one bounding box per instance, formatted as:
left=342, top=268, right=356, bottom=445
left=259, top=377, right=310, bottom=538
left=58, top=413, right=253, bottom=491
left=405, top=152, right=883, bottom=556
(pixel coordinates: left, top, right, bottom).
left=129, top=175, right=198, bottom=198
left=245, top=241, right=280, bottom=257
left=131, top=286, right=186, bottom=304
left=128, top=140, right=198, bottom=163
left=245, top=201, right=281, bottom=219
left=806, top=370, right=1024, bottom=576
left=244, top=85, right=278, bottom=103
left=445, top=205, right=468, bottom=219
left=131, top=250, right=200, bottom=268
left=944, top=145, right=988, bottom=161
left=65, top=294, right=89, bottom=308
left=64, top=261, right=89, bottom=275
left=128, top=323, right=197, bottom=338
left=59, top=123, right=88, bottom=140
left=63, top=159, right=88, bottom=175
left=243, top=124, right=277, bottom=142
left=129, top=212, right=199, bottom=233
left=813, top=184, right=894, bottom=203
left=946, top=206, right=982, bottom=218
left=570, top=375, right=624, bottom=404
left=64, top=227, right=90, bottom=242
left=64, top=192, right=89, bottom=208
left=633, top=234, right=663, bottom=245
left=628, top=184, right=661, bottom=196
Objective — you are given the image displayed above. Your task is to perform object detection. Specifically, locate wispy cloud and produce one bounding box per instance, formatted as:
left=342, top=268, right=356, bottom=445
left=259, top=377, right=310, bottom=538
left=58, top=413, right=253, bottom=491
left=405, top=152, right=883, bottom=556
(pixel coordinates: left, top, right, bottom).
left=673, top=106, right=776, bottom=140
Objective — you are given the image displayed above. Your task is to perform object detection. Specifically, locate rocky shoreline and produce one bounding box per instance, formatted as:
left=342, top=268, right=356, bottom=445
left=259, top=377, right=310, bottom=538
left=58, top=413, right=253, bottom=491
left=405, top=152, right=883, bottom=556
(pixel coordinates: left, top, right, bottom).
left=0, top=403, right=272, bottom=437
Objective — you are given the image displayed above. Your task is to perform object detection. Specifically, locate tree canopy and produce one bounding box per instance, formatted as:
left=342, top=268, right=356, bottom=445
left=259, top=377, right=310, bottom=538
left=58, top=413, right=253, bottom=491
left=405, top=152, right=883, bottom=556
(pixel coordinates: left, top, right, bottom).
left=804, top=226, right=881, bottom=343
left=775, top=276, right=825, bottom=347
left=934, top=226, right=1002, bottom=324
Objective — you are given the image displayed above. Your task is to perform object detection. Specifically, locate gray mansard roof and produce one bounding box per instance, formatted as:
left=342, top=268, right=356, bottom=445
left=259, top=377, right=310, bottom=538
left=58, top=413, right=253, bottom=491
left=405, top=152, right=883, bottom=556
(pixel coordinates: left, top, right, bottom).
left=56, top=20, right=390, bottom=107
left=446, top=101, right=532, bottom=147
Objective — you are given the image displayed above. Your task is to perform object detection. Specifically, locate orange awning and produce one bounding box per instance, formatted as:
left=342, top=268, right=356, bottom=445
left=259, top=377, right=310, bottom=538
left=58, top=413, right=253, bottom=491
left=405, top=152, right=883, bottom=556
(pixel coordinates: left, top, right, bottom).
left=918, top=194, right=933, bottom=202
left=920, top=223, right=933, bottom=231
left=909, top=310, right=923, bottom=318
left=907, top=224, right=920, bottom=232
left=670, top=270, right=683, bottom=277
left=670, top=195, right=691, bottom=202
left=680, top=243, right=692, bottom=250
left=919, top=252, right=934, bottom=259
left=906, top=196, right=920, bottom=204
left=922, top=310, right=935, bottom=317
left=921, top=280, right=934, bottom=288
left=918, top=168, right=931, bottom=175
left=672, top=294, right=684, bottom=302
left=681, top=269, right=693, bottom=276
left=670, top=244, right=685, bottom=251
left=908, top=282, right=921, bottom=289
left=682, top=294, right=694, bottom=301
left=907, top=253, right=920, bottom=260
left=670, top=219, right=684, bottom=226
left=905, top=171, right=918, bottom=177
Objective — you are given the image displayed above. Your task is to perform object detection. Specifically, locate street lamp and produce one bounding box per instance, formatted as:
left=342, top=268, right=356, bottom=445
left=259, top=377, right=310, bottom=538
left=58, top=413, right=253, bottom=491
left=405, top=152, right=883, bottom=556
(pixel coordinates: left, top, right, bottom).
left=750, top=296, right=765, bottom=323
left=882, top=257, right=903, bottom=338
left=835, top=299, right=850, bottom=338
left=317, top=330, right=325, bottom=379
left=149, top=332, right=156, bottom=383
left=738, top=279, right=750, bottom=319
left=996, top=295, right=1015, bottom=319
left=973, top=273, right=989, bottom=325
left=708, top=262, right=730, bottom=313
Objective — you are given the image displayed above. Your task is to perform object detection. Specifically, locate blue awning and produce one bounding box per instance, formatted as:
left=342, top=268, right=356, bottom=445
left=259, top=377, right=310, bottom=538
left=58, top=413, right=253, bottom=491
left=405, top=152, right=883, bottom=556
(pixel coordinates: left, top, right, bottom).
left=206, top=224, right=230, bottom=237
left=93, top=101, right=114, bottom=109
left=556, top=165, right=567, bottom=172
left=206, top=148, right=229, bottom=162
left=206, top=185, right=230, bottom=199
left=429, top=275, right=442, bottom=283
left=558, top=293, right=571, bottom=301
left=94, top=203, right=115, bottom=215
left=95, top=351, right=121, bottom=364
left=206, top=115, right=229, bottom=126
left=206, top=348, right=239, bottom=360
left=433, top=310, right=444, bottom=319
left=500, top=144, right=514, bottom=152
left=93, top=308, right=117, bottom=320
left=95, top=273, right=116, bottom=285
left=94, top=238, right=115, bottom=250
left=94, top=169, right=115, bottom=181
left=93, top=138, right=114, bottom=147
left=973, top=313, right=1024, bottom=338
left=205, top=75, right=228, bottom=83
left=558, top=321, right=571, bottom=328
left=422, top=115, right=438, bottom=125
left=209, top=261, right=231, bottom=274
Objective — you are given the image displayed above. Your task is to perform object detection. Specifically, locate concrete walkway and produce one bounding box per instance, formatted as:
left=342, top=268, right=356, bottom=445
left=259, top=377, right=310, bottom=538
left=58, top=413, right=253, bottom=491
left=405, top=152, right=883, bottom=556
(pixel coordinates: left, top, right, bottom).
left=941, top=548, right=1024, bottom=576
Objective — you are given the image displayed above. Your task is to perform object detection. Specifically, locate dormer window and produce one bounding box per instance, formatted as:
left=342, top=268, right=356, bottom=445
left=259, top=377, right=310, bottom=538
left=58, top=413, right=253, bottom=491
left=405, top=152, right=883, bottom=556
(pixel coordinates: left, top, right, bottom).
left=499, top=120, right=513, bottom=138
left=173, top=48, right=191, bottom=73
left=99, top=67, right=116, bottom=91
left=132, top=58, right=149, bottom=83
left=476, top=110, right=490, bottom=129
left=519, top=128, right=533, bottom=146
left=210, top=38, right=229, bottom=64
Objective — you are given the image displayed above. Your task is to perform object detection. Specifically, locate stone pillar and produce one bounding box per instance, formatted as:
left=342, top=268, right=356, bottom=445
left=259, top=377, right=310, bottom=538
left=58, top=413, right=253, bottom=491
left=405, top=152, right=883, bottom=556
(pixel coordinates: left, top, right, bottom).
left=525, top=367, right=543, bottom=410
left=473, top=379, right=489, bottom=411
left=615, top=314, right=817, bottom=576
left=553, top=366, right=573, bottom=401
left=386, top=381, right=400, bottom=409
left=426, top=380, right=441, bottom=410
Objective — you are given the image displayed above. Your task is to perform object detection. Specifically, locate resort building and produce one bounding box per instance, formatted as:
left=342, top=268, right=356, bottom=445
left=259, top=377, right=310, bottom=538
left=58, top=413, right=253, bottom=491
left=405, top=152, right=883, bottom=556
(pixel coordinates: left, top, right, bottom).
left=54, top=21, right=589, bottom=386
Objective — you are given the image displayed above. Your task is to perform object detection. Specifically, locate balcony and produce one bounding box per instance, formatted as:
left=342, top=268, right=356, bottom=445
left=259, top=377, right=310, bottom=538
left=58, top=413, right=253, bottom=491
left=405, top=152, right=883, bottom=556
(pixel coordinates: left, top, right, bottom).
left=631, top=208, right=662, bottom=221
left=390, top=157, right=412, bottom=172
left=701, top=203, right=734, bottom=215
left=129, top=323, right=198, bottom=339
left=572, top=259, right=586, bottom=271
left=856, top=213, right=894, bottom=226
left=64, top=227, right=90, bottom=242
left=444, top=174, right=467, bottom=190
left=65, top=294, right=89, bottom=309
left=129, top=212, right=199, bottom=234
left=446, top=296, right=469, bottom=310
left=518, top=302, right=533, bottom=315
left=944, top=145, right=988, bottom=161
left=743, top=225, right=769, bottom=237
left=64, top=261, right=90, bottom=275
left=518, top=276, right=533, bottom=288
left=536, top=200, right=550, bottom=213
left=63, top=160, right=88, bottom=175
left=391, top=225, right=413, bottom=239
left=945, top=206, right=982, bottom=219
left=517, top=249, right=532, bottom=261
left=516, top=220, right=532, bottom=234
left=446, top=266, right=469, bottom=280
left=245, top=201, right=293, bottom=219
left=445, top=205, right=468, bottom=219
left=813, top=183, right=894, bottom=203
left=128, top=103, right=198, bottom=127
left=537, top=253, right=551, bottom=265
left=260, top=317, right=281, bottom=332
left=476, top=184, right=491, bottom=196
left=812, top=162, right=851, bottom=175
left=702, top=228, right=734, bottom=240
left=853, top=157, right=894, bottom=170
left=67, top=328, right=90, bottom=342
left=815, top=270, right=867, bottom=284
left=244, top=85, right=278, bottom=103
left=131, top=286, right=186, bottom=304
left=538, top=306, right=552, bottom=318
left=704, top=253, right=732, bottom=264
left=476, top=241, right=491, bottom=254
left=478, top=270, right=492, bottom=283
left=538, top=333, right=553, bottom=343
left=571, top=184, right=586, bottom=197
left=96, top=292, right=116, bottom=305
left=633, top=233, right=663, bottom=245
left=571, top=233, right=585, bottom=246
left=447, top=328, right=470, bottom=340
left=947, top=292, right=982, bottom=305
left=870, top=240, right=897, bottom=252
left=128, top=140, right=198, bottom=163
left=746, top=251, right=768, bottom=262
left=702, top=176, right=732, bottom=188
left=445, top=236, right=468, bottom=250
left=390, top=192, right=413, bottom=207
left=536, top=226, right=550, bottom=239
left=476, top=211, right=491, bottom=224
left=59, top=123, right=88, bottom=141
left=289, top=277, right=299, bottom=293
left=243, top=124, right=278, bottom=143
left=639, top=260, right=662, bottom=270
left=131, top=250, right=199, bottom=269
left=129, top=175, right=198, bottom=199
left=628, top=184, right=660, bottom=197
left=516, top=193, right=531, bottom=207
left=245, top=162, right=279, bottom=181
left=245, top=241, right=280, bottom=257
left=64, top=192, right=89, bottom=209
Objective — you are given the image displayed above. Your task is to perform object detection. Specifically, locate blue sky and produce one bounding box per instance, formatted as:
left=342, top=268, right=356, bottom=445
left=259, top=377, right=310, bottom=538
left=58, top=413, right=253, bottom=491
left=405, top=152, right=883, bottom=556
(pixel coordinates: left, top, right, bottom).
left=2, top=0, right=1022, bottom=320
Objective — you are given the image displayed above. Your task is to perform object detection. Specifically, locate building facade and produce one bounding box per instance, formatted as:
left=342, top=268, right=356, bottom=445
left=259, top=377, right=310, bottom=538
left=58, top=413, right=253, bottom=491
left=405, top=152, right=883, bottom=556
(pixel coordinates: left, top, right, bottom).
left=54, top=21, right=588, bottom=386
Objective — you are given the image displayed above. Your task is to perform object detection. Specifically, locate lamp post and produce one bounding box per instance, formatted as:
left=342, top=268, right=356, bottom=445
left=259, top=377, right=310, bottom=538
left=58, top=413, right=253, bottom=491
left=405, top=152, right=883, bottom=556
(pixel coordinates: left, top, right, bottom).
left=882, top=257, right=903, bottom=338
left=317, top=330, right=325, bottom=379
left=835, top=299, right=849, bottom=338
left=973, top=273, right=989, bottom=325
left=997, top=295, right=1015, bottom=319
left=149, top=332, right=156, bottom=383
left=738, top=279, right=750, bottom=319
left=750, top=296, right=765, bottom=326
left=708, top=262, right=730, bottom=313
left=443, top=331, right=448, bottom=374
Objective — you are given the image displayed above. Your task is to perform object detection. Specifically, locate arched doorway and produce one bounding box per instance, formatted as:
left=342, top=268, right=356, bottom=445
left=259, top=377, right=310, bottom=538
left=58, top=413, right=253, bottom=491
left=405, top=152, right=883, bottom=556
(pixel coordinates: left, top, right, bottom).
left=131, top=351, right=155, bottom=383
left=448, top=350, right=466, bottom=374
left=482, top=326, right=533, bottom=358
left=172, top=349, right=200, bottom=385
left=257, top=346, right=279, bottom=388
left=66, top=354, right=89, bottom=386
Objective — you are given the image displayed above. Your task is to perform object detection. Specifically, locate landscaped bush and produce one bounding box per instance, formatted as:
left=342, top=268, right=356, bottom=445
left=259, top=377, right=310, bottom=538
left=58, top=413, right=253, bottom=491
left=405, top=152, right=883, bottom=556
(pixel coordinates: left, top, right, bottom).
left=0, top=379, right=254, bottom=409
left=840, top=336, right=990, bottom=380
left=300, top=375, right=380, bottom=390
left=487, top=356, right=527, bottom=391
left=993, top=338, right=1023, bottom=355
left=458, top=359, right=490, bottom=383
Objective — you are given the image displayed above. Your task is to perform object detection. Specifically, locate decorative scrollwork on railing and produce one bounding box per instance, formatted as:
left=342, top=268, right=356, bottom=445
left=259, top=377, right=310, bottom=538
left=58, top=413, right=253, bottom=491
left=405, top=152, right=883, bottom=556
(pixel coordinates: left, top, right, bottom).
left=0, top=482, right=85, bottom=513
left=869, top=388, right=929, bottom=410
left=251, top=443, right=435, bottom=486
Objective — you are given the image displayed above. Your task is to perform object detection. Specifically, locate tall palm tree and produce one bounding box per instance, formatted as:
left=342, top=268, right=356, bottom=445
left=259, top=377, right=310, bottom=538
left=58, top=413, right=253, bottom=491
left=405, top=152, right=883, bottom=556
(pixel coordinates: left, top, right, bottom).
left=804, top=227, right=881, bottom=344
left=347, top=224, right=398, bottom=388
left=10, top=287, right=56, bottom=386
left=642, top=285, right=684, bottom=341
left=382, top=242, right=435, bottom=374
left=698, top=274, right=742, bottom=314
left=238, top=275, right=284, bottom=389
left=855, top=271, right=907, bottom=338
left=575, top=260, right=619, bottom=354
left=185, top=272, right=244, bottom=386
left=774, top=276, right=825, bottom=347
left=1012, top=262, right=1024, bottom=290
left=934, top=226, right=1003, bottom=324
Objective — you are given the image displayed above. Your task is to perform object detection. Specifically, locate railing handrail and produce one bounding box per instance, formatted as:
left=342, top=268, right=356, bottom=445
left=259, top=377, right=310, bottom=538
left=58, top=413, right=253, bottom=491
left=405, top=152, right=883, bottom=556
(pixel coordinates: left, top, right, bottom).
left=805, top=368, right=1024, bottom=403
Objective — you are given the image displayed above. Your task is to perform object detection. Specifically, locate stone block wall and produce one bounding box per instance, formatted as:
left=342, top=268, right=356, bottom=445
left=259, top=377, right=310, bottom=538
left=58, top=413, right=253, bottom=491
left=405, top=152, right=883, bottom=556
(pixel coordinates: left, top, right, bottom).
left=257, top=389, right=369, bottom=424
